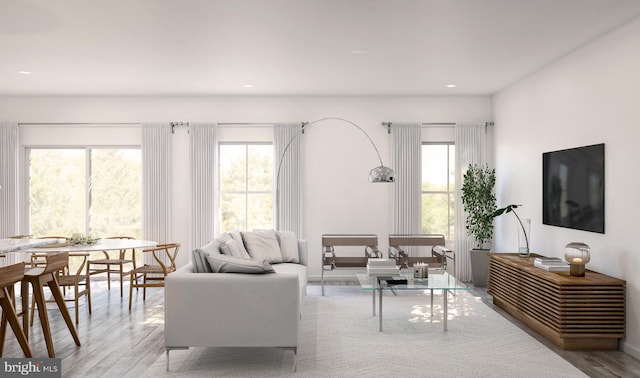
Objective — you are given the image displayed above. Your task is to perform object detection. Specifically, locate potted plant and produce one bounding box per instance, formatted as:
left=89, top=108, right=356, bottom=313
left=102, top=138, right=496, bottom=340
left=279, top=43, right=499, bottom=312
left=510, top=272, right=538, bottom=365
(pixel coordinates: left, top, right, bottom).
left=461, top=164, right=496, bottom=287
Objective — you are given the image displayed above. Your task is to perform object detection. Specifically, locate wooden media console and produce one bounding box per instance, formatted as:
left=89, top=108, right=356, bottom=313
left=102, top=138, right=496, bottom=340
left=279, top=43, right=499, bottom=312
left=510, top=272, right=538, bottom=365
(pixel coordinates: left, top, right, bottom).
left=488, top=253, right=626, bottom=350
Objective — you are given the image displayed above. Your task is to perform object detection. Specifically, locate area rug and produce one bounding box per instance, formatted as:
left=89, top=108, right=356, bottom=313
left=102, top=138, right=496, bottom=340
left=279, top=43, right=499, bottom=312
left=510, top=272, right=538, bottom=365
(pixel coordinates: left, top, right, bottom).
left=144, top=286, right=587, bottom=377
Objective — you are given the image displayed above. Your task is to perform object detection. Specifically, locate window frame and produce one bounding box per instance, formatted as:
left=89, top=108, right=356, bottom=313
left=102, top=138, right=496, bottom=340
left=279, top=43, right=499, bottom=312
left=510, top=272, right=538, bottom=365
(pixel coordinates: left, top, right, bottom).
left=217, top=141, right=274, bottom=233
left=23, top=145, right=142, bottom=237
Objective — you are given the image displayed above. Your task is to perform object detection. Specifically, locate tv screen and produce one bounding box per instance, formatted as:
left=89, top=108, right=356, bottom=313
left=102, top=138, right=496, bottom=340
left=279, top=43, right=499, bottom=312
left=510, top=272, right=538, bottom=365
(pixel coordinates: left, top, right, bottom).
left=542, top=143, right=605, bottom=233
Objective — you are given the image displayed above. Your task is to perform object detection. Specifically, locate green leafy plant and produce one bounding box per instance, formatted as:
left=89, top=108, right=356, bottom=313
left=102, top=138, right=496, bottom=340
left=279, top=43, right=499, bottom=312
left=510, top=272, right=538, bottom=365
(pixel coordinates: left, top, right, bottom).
left=67, top=233, right=99, bottom=245
left=461, top=164, right=496, bottom=248
left=491, top=204, right=529, bottom=254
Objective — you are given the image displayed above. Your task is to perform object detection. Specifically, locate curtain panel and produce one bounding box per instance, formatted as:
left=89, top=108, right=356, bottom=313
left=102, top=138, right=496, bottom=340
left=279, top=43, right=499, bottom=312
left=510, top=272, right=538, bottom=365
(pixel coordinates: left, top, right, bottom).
left=273, top=123, right=302, bottom=237
left=190, top=123, right=217, bottom=249
left=454, top=124, right=487, bottom=282
left=142, top=123, right=172, bottom=263
left=0, top=123, right=19, bottom=238
left=391, top=123, right=422, bottom=238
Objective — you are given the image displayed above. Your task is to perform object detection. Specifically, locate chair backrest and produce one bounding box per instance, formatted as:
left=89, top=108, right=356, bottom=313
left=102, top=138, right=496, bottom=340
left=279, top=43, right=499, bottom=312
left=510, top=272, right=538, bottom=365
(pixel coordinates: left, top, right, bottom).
left=0, top=262, right=26, bottom=288
left=145, top=243, right=180, bottom=275
left=42, top=252, right=70, bottom=275
left=62, top=253, right=90, bottom=277
left=104, top=236, right=136, bottom=259
left=388, top=234, right=445, bottom=249
left=7, top=235, right=32, bottom=239
left=388, top=234, right=446, bottom=268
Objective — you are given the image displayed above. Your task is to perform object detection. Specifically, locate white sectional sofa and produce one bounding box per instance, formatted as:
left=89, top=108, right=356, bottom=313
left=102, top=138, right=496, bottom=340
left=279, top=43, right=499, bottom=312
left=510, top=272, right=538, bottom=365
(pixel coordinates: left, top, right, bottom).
left=164, top=230, right=307, bottom=371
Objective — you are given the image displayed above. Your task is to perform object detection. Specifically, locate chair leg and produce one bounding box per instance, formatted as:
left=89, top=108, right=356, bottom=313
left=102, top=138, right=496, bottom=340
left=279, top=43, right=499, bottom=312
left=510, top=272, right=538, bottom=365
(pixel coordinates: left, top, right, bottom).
left=0, top=291, right=32, bottom=357
left=46, top=277, right=80, bottom=347
left=106, top=266, right=111, bottom=290
left=119, top=264, right=124, bottom=298
left=0, top=303, right=6, bottom=355
left=29, top=277, right=56, bottom=357
left=74, top=285, right=79, bottom=324
left=0, top=308, right=7, bottom=355
left=87, top=278, right=92, bottom=315
left=128, top=273, right=134, bottom=311
left=30, top=294, right=36, bottom=327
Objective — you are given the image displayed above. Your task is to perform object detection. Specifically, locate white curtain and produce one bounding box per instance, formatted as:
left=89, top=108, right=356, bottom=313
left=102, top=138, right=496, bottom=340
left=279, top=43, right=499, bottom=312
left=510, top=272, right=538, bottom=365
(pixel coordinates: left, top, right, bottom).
left=190, top=123, right=217, bottom=249
left=391, top=123, right=422, bottom=238
left=0, top=123, right=18, bottom=239
left=454, top=124, right=487, bottom=282
left=273, top=123, right=302, bottom=237
left=142, top=123, right=172, bottom=264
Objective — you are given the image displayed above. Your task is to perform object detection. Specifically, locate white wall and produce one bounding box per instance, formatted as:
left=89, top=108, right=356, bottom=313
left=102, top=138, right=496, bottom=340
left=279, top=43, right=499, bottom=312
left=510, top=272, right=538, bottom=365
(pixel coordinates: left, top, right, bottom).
left=1, top=95, right=491, bottom=278
left=493, top=16, right=640, bottom=358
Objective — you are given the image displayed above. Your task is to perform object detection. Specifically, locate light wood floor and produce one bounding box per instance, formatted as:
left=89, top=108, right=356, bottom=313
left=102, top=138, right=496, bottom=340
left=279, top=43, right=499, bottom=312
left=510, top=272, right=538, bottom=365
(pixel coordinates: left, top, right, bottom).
left=1, top=280, right=639, bottom=377
left=469, top=285, right=640, bottom=378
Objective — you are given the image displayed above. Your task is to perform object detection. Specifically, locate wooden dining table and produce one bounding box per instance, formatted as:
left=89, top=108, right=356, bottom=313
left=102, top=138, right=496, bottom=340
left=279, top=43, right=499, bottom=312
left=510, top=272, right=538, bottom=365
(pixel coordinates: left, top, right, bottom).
left=20, top=238, right=158, bottom=254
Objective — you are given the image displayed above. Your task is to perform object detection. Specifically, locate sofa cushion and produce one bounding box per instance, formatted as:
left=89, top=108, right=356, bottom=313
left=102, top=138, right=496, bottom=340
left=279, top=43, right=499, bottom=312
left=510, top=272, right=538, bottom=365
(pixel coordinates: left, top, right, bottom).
left=206, top=254, right=274, bottom=274
left=230, top=229, right=250, bottom=258
left=192, top=239, right=222, bottom=273
left=276, top=231, right=300, bottom=263
left=241, top=231, right=283, bottom=263
left=272, top=262, right=307, bottom=299
left=220, top=239, right=250, bottom=259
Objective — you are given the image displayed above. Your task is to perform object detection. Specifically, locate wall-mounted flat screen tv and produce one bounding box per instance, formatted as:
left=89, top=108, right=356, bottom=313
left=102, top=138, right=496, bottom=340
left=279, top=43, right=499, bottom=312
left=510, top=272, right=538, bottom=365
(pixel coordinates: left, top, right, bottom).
left=542, top=143, right=604, bottom=233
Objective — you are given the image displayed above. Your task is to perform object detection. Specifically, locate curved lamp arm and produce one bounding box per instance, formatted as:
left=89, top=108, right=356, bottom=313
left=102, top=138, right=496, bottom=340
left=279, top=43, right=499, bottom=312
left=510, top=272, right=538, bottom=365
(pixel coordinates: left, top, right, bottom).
left=275, top=117, right=394, bottom=230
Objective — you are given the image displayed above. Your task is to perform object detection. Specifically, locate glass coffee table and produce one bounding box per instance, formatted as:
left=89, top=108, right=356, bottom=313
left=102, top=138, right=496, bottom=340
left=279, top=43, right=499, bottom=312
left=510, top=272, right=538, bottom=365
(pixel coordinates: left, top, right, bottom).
left=356, top=272, right=469, bottom=332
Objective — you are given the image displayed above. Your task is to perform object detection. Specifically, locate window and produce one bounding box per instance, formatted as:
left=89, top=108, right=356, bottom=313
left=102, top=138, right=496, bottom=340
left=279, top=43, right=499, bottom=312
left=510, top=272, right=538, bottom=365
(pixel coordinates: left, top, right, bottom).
left=28, top=148, right=142, bottom=238
left=421, top=143, right=455, bottom=240
left=219, top=143, right=273, bottom=233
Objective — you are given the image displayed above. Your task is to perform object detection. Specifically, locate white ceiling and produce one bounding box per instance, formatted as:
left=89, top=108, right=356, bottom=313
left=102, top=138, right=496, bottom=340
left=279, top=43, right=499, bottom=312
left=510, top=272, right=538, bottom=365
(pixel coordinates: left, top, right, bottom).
left=2, top=0, right=640, bottom=96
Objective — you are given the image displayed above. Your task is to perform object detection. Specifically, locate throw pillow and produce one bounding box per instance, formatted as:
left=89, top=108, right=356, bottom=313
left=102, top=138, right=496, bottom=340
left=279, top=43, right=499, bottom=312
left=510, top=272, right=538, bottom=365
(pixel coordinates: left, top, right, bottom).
left=206, top=254, right=274, bottom=274
left=220, top=239, right=250, bottom=259
left=241, top=231, right=283, bottom=263
left=230, top=229, right=251, bottom=258
left=192, top=250, right=206, bottom=273
left=218, top=232, right=233, bottom=243
left=276, top=230, right=300, bottom=263
left=192, top=239, right=222, bottom=273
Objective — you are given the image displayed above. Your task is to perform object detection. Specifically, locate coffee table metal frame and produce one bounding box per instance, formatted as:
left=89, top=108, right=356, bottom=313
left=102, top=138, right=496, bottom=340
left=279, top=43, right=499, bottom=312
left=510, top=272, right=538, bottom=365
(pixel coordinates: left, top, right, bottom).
left=356, top=272, right=468, bottom=332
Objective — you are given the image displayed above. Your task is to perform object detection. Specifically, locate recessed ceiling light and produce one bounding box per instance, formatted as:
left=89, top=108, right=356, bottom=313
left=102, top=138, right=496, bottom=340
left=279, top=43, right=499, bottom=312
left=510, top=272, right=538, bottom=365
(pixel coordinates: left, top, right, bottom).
left=18, top=70, right=32, bottom=75
left=243, top=84, right=254, bottom=88
left=446, top=84, right=457, bottom=88
left=351, top=48, right=369, bottom=55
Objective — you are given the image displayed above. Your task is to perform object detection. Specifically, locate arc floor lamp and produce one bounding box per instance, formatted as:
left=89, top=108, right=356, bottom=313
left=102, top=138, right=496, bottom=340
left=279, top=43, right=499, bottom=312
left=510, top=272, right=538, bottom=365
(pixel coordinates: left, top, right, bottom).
left=274, top=117, right=394, bottom=230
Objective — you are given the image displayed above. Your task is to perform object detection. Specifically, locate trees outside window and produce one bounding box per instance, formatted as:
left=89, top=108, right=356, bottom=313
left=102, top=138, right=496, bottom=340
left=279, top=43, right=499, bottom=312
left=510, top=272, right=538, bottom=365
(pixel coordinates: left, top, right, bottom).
left=28, top=148, right=142, bottom=238
left=421, top=143, right=455, bottom=240
left=219, top=143, right=273, bottom=233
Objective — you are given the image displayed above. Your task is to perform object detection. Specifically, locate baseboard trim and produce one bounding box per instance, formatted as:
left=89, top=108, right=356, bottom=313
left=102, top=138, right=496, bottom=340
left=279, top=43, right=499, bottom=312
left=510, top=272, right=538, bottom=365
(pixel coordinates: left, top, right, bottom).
left=622, top=340, right=640, bottom=360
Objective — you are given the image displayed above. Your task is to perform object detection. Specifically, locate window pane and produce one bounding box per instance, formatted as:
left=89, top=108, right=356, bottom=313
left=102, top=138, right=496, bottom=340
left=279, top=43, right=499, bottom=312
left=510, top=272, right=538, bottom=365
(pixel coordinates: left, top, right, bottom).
left=219, top=145, right=247, bottom=192
left=29, top=149, right=86, bottom=236
left=247, top=193, right=273, bottom=230
left=422, top=143, right=455, bottom=241
left=247, top=145, right=273, bottom=191
left=220, top=193, right=246, bottom=233
left=422, top=193, right=449, bottom=235
left=219, top=142, right=274, bottom=232
left=422, top=145, right=448, bottom=191
left=91, top=149, right=142, bottom=238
